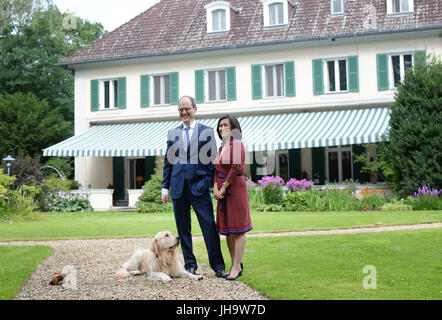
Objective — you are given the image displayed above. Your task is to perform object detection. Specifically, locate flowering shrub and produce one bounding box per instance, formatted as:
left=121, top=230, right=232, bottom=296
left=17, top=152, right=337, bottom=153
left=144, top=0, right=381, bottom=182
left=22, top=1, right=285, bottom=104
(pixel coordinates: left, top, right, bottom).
left=258, top=176, right=284, bottom=189
left=286, top=178, right=314, bottom=192
left=407, top=185, right=442, bottom=210
left=258, top=176, right=284, bottom=205
left=409, top=185, right=441, bottom=199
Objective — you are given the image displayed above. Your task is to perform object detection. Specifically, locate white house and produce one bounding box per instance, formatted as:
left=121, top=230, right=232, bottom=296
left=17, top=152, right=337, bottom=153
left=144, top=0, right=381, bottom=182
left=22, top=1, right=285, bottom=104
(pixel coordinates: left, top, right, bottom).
left=44, top=0, right=442, bottom=208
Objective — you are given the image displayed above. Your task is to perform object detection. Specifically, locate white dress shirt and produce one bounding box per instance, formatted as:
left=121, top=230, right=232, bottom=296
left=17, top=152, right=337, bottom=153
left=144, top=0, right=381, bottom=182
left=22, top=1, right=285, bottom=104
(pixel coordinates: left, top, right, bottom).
left=162, top=120, right=196, bottom=196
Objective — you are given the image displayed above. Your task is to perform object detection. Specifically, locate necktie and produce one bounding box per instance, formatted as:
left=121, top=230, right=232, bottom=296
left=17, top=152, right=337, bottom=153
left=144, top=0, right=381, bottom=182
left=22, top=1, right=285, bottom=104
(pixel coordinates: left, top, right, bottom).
left=185, top=126, right=191, bottom=152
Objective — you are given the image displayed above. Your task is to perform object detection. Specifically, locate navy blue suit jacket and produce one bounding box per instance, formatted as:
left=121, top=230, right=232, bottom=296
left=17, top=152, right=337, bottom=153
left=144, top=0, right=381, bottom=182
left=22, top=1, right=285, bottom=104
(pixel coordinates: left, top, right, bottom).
left=162, top=122, right=217, bottom=200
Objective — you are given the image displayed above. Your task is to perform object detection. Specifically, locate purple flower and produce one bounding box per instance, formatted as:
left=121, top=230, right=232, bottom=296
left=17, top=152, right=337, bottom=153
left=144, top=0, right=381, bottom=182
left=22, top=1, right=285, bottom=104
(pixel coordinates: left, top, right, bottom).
left=410, top=184, right=441, bottom=199
left=286, top=178, right=314, bottom=192
left=258, top=176, right=285, bottom=189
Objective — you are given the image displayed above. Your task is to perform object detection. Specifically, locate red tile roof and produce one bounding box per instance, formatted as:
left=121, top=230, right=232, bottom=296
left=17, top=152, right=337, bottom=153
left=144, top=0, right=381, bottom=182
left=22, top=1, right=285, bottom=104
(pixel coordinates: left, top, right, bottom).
left=59, top=0, right=442, bottom=65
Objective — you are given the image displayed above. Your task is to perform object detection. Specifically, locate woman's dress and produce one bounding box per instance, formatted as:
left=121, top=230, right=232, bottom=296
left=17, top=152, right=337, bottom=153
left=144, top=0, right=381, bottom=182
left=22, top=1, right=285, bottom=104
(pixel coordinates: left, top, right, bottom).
left=214, top=139, right=252, bottom=235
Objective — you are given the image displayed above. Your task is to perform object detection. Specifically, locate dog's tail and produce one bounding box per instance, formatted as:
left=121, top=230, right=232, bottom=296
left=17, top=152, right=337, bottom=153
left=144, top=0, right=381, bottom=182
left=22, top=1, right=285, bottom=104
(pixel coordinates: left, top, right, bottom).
left=115, top=268, right=130, bottom=279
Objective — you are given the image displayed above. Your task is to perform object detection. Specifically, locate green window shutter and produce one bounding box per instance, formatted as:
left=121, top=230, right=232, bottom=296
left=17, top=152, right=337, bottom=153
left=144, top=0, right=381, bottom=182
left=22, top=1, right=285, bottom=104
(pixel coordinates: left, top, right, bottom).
left=312, top=59, right=324, bottom=95
left=90, top=79, right=99, bottom=111
left=169, top=72, right=179, bottom=105
left=284, top=61, right=296, bottom=97
left=195, top=70, right=205, bottom=103
left=226, top=67, right=237, bottom=101
left=311, top=147, right=326, bottom=185
left=288, top=149, right=301, bottom=180
left=140, top=75, right=150, bottom=108
left=113, top=157, right=125, bottom=201
left=251, top=64, right=262, bottom=100
left=348, top=56, right=359, bottom=92
left=414, top=50, right=426, bottom=67
left=352, top=144, right=366, bottom=183
left=376, top=54, right=389, bottom=91
left=117, top=77, right=127, bottom=109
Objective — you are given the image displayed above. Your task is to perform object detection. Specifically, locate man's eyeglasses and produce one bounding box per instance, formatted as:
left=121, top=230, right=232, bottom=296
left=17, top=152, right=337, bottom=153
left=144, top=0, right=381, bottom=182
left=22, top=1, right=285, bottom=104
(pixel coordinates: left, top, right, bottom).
left=178, top=107, right=193, bottom=114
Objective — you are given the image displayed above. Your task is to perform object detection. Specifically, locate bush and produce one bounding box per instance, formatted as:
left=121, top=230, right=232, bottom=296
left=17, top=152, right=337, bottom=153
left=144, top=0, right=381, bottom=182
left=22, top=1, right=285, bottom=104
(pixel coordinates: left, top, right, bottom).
left=358, top=195, right=388, bottom=211
left=135, top=168, right=173, bottom=213
left=323, top=189, right=358, bottom=211
left=406, top=185, right=442, bottom=210
left=381, top=201, right=413, bottom=212
left=256, top=204, right=283, bottom=212
left=48, top=193, right=93, bottom=213
left=283, top=191, right=308, bottom=211
left=387, top=55, right=442, bottom=195
left=135, top=201, right=173, bottom=213
left=258, top=176, right=284, bottom=205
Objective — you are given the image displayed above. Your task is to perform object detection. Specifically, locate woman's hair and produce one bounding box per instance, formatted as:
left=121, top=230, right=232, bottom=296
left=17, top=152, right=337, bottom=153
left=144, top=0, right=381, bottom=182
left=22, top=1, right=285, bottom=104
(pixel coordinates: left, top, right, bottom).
left=217, top=114, right=242, bottom=141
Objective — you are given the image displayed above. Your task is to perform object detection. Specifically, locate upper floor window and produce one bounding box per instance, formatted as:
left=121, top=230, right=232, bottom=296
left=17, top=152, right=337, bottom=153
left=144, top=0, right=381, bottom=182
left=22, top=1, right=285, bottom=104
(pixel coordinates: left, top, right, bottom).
left=387, top=0, right=414, bottom=14
left=102, top=79, right=119, bottom=109
left=262, top=0, right=288, bottom=27
left=390, top=53, right=413, bottom=88
left=208, top=69, right=227, bottom=102
left=153, top=74, right=170, bottom=106
left=331, top=0, right=345, bottom=15
left=90, top=77, right=126, bottom=111
left=325, top=58, right=348, bottom=93
left=205, top=1, right=231, bottom=33
left=265, top=64, right=284, bottom=97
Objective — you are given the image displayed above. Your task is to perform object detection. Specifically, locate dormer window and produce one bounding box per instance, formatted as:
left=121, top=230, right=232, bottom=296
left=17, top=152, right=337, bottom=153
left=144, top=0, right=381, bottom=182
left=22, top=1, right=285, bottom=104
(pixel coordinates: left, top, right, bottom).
left=331, top=0, right=345, bottom=15
left=262, top=0, right=288, bottom=27
left=205, top=1, right=231, bottom=33
left=387, top=0, right=414, bottom=14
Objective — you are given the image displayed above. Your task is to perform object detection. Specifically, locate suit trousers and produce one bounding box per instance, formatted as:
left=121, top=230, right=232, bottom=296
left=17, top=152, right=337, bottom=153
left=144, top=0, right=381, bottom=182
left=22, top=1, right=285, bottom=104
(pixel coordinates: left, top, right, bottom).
left=172, top=179, right=225, bottom=272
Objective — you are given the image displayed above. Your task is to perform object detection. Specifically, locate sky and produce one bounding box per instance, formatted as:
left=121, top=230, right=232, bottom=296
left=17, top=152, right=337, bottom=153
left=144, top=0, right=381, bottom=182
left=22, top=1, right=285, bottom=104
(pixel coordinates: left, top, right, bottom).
left=52, top=0, right=161, bottom=32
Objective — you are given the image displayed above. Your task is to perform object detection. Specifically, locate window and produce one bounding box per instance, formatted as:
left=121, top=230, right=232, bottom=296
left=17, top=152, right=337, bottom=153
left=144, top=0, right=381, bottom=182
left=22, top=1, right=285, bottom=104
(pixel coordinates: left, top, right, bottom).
left=387, top=0, right=414, bottom=14
left=212, top=9, right=226, bottom=32
left=100, top=79, right=118, bottom=109
left=326, top=146, right=353, bottom=183
left=264, top=64, right=284, bottom=97
left=208, top=70, right=226, bottom=102
left=331, top=0, right=344, bottom=15
left=390, top=53, right=413, bottom=88
left=205, top=1, right=230, bottom=33
left=325, top=59, right=347, bottom=93
left=262, top=0, right=288, bottom=27
left=153, top=74, right=170, bottom=105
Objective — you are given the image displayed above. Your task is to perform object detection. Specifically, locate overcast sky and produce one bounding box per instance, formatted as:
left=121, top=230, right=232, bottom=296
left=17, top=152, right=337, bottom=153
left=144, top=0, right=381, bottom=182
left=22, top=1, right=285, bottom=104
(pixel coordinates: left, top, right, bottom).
left=52, top=0, right=161, bottom=32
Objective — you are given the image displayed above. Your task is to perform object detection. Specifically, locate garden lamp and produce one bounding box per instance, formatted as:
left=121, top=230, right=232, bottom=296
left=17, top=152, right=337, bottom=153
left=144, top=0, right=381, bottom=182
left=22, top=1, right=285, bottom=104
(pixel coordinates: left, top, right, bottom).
left=2, top=155, right=15, bottom=205
left=2, top=155, right=15, bottom=176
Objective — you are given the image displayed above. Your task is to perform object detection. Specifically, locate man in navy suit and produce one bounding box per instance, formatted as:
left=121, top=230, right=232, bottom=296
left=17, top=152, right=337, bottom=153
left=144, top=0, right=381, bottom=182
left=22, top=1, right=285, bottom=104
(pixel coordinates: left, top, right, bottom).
left=161, top=96, right=226, bottom=278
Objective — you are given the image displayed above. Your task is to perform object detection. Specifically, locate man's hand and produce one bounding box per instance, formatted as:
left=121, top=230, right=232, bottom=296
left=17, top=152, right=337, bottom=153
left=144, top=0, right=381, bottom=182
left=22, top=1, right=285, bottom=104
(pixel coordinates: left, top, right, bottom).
left=161, top=194, right=169, bottom=204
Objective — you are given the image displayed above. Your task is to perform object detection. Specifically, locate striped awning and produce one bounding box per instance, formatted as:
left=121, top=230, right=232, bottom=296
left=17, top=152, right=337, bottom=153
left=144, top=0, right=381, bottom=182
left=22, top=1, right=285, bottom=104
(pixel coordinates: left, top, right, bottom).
left=43, top=107, right=390, bottom=157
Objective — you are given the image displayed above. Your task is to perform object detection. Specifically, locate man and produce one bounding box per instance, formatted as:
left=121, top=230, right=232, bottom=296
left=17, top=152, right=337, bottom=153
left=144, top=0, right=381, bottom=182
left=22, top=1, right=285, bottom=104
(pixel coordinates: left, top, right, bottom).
left=161, top=96, right=226, bottom=278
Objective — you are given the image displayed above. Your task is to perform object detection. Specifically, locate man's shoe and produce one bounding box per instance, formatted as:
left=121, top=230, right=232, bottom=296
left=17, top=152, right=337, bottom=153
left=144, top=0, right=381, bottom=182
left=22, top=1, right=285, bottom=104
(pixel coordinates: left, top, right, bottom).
left=186, top=267, right=196, bottom=275
left=214, top=269, right=227, bottom=278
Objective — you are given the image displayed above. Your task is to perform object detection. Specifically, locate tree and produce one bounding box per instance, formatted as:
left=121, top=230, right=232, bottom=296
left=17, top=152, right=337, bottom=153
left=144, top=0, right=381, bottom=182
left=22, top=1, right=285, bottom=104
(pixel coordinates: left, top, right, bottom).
left=0, top=92, right=71, bottom=157
left=387, top=55, right=441, bottom=195
left=0, top=0, right=106, bottom=136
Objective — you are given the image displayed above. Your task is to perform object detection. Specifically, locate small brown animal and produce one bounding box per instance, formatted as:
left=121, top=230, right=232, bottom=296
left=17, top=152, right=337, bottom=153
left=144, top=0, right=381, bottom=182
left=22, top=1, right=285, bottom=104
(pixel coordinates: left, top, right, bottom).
left=49, top=272, right=66, bottom=285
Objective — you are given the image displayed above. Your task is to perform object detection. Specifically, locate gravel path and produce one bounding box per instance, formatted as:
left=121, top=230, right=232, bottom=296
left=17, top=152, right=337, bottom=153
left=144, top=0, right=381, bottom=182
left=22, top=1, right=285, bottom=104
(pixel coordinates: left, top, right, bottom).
left=2, top=222, right=441, bottom=300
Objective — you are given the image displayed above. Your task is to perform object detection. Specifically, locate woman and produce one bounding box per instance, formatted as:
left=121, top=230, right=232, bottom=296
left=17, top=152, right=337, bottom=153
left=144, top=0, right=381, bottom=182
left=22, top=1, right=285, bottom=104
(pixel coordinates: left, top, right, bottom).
left=213, top=115, right=253, bottom=281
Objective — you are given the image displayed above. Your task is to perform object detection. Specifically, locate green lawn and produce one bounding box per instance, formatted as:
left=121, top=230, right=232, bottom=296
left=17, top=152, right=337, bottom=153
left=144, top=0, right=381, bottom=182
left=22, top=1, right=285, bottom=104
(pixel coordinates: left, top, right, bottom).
left=0, top=210, right=441, bottom=241
left=0, top=246, right=53, bottom=300
left=194, top=229, right=442, bottom=300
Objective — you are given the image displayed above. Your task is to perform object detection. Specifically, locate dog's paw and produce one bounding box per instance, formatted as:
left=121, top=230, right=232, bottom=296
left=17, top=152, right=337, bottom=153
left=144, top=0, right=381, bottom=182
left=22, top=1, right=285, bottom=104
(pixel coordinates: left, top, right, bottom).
left=115, top=268, right=130, bottom=279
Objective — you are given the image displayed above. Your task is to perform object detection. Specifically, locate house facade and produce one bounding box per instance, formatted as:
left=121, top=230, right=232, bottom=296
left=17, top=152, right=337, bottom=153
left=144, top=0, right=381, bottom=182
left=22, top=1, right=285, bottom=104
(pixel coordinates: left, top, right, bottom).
left=44, top=0, right=442, bottom=208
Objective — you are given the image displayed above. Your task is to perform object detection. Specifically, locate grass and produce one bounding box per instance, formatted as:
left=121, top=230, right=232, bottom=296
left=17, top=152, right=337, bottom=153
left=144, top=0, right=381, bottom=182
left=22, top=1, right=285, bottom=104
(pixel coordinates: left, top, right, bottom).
left=194, top=229, right=442, bottom=300
left=0, top=210, right=441, bottom=241
left=0, top=246, right=53, bottom=300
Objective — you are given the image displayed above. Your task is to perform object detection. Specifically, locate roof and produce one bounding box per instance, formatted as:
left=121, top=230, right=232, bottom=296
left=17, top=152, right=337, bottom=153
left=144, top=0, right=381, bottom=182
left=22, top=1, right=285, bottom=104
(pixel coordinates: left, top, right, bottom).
left=59, top=0, right=442, bottom=66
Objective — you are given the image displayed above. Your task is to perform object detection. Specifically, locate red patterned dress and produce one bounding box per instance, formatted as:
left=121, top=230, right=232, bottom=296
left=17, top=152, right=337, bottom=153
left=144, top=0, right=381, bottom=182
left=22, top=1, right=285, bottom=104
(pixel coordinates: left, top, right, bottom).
left=214, top=139, right=252, bottom=235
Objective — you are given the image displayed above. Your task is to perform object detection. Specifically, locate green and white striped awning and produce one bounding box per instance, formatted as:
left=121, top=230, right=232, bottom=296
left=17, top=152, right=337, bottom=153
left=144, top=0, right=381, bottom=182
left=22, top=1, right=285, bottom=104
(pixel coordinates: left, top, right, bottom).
left=43, top=107, right=390, bottom=157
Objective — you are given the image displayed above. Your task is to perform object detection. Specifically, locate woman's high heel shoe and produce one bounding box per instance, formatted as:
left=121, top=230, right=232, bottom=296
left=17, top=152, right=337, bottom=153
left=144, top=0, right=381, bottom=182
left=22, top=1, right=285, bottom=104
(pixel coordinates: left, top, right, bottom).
left=227, top=263, right=243, bottom=281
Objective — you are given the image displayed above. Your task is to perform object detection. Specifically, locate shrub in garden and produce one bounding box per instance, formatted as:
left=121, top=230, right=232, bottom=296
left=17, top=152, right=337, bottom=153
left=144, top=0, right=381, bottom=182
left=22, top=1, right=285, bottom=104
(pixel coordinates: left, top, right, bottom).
left=286, top=178, right=314, bottom=192
left=387, top=55, right=442, bottom=195
left=323, top=189, right=358, bottom=211
left=48, top=193, right=93, bottom=213
left=258, top=176, right=284, bottom=205
left=381, top=200, right=413, bottom=212
left=136, top=168, right=173, bottom=213
left=246, top=177, right=265, bottom=209
left=406, top=185, right=442, bottom=210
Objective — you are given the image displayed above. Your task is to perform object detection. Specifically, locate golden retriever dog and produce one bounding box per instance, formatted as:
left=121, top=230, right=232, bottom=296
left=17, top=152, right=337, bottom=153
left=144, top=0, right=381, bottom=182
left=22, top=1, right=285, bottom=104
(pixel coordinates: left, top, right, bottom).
left=115, top=231, right=203, bottom=281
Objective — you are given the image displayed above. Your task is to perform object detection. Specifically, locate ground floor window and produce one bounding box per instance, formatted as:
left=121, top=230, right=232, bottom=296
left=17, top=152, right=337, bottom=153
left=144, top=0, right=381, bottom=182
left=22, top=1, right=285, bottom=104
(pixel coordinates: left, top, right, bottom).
left=326, top=146, right=353, bottom=183
left=127, top=158, right=146, bottom=190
